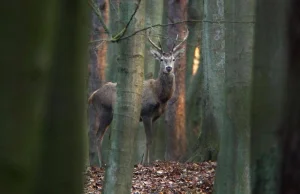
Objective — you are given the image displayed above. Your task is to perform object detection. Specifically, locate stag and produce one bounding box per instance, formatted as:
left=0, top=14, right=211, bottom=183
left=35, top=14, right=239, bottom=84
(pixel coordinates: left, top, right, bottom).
left=88, top=30, right=189, bottom=166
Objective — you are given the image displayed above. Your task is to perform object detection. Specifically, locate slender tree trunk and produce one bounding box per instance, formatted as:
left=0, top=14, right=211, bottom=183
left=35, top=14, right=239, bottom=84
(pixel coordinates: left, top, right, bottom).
left=165, top=0, right=188, bottom=161
left=101, top=0, right=120, bottom=166
left=106, top=0, right=120, bottom=82
left=152, top=0, right=169, bottom=161
left=103, top=0, right=145, bottom=193
left=134, top=0, right=164, bottom=163
left=250, top=1, right=288, bottom=194
left=186, top=0, right=203, bottom=87
left=280, top=1, right=300, bottom=194
left=185, top=0, right=204, bottom=158
left=214, top=0, right=254, bottom=193
left=88, top=0, right=109, bottom=167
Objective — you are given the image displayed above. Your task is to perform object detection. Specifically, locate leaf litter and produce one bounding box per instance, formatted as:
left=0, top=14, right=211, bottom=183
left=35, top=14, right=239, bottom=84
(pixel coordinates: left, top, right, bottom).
left=84, top=161, right=216, bottom=194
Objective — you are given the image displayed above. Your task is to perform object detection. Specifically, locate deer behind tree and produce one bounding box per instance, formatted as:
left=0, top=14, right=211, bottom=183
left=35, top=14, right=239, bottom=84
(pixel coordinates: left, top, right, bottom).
left=88, top=30, right=189, bottom=166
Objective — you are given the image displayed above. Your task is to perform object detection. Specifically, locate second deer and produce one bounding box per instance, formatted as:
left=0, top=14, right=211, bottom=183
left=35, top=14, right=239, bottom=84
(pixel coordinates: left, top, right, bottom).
left=88, top=30, right=189, bottom=166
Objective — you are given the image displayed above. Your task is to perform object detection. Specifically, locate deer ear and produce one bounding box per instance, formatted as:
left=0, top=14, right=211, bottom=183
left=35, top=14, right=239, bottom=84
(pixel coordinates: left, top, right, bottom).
left=150, top=49, right=162, bottom=60
left=173, top=48, right=185, bottom=59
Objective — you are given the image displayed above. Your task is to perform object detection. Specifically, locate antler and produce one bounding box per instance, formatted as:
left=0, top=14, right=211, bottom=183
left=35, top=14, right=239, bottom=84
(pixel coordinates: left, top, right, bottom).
left=147, top=31, right=163, bottom=53
left=172, top=30, right=189, bottom=52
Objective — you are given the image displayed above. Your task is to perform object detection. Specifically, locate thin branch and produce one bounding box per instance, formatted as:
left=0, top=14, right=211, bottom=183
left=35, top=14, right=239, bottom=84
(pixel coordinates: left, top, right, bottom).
left=111, top=0, right=142, bottom=42
left=88, top=0, right=110, bottom=34
left=89, top=19, right=254, bottom=43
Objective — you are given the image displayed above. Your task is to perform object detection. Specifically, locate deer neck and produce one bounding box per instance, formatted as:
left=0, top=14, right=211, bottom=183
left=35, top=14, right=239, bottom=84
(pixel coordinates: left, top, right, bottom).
left=155, top=72, right=175, bottom=104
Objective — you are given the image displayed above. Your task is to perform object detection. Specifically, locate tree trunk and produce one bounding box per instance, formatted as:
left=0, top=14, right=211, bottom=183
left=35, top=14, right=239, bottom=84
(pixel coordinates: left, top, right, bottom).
left=1, top=1, right=87, bottom=194
left=165, top=0, right=188, bottom=161
left=152, top=0, right=169, bottom=161
left=103, top=0, right=145, bottom=193
left=213, top=0, right=254, bottom=193
left=280, top=1, right=300, bottom=194
left=88, top=0, right=109, bottom=167
left=187, top=0, right=224, bottom=162
left=134, top=0, right=164, bottom=163
left=185, top=0, right=203, bottom=88
left=101, top=0, right=120, bottom=167
left=185, top=0, right=204, bottom=158
left=106, top=0, right=120, bottom=82
left=250, top=1, right=288, bottom=194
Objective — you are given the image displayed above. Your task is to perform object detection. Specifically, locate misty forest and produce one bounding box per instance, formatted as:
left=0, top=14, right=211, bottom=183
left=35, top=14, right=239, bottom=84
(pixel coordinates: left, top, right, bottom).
left=2, top=0, right=300, bottom=194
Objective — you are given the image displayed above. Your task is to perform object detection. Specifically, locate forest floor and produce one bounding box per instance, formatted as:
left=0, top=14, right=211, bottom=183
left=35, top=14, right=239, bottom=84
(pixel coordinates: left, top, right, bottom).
left=84, top=161, right=216, bottom=194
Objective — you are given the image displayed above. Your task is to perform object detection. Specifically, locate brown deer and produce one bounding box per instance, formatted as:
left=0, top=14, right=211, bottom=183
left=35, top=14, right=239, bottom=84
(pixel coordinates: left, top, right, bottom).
left=88, top=30, right=189, bottom=166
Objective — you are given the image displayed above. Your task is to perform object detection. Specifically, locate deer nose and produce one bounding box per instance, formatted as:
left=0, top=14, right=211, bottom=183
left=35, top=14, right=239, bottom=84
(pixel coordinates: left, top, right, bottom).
left=166, top=66, right=172, bottom=72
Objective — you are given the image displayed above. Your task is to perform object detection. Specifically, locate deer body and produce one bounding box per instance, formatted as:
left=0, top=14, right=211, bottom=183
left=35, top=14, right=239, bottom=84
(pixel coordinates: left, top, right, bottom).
left=89, top=31, right=188, bottom=166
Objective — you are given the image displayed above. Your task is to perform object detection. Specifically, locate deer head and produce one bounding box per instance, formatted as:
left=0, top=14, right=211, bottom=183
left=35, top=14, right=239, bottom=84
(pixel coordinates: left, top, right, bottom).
left=147, top=30, right=189, bottom=74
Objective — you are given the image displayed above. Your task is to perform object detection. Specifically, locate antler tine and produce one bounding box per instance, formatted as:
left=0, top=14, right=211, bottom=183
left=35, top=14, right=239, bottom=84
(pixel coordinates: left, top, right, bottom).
left=158, top=41, right=164, bottom=53
left=172, top=30, right=189, bottom=52
left=147, top=31, right=162, bottom=52
left=172, top=34, right=179, bottom=51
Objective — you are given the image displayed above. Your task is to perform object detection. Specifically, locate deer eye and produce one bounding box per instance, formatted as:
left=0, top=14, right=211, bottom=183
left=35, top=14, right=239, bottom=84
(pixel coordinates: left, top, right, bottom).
left=172, top=59, right=175, bottom=61
left=160, top=58, right=163, bottom=61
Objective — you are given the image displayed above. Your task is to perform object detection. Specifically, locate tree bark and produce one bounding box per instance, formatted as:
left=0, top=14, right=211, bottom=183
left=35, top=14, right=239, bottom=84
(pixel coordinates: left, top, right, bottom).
left=103, top=0, right=145, bottom=193
left=250, top=1, right=288, bottom=194
left=134, top=0, right=165, bottom=163
left=88, top=0, right=109, bottom=167
left=188, top=0, right=224, bottom=162
left=0, top=1, right=88, bottom=194
left=165, top=0, right=188, bottom=161
left=106, top=0, right=120, bottom=82
left=280, top=1, right=300, bottom=193
left=214, top=0, right=254, bottom=193
left=185, top=0, right=204, bottom=158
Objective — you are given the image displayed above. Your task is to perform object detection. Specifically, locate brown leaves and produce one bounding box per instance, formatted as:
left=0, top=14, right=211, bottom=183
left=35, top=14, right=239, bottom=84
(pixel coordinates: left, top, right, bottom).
left=84, top=161, right=216, bottom=194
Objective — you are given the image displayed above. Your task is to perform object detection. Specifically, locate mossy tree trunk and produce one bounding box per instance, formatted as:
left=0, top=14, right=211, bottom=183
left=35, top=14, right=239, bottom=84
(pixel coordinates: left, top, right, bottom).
left=213, top=0, right=254, bottom=193
left=103, top=0, right=146, bottom=193
left=187, top=0, right=224, bottom=162
left=0, top=0, right=88, bottom=194
left=250, top=1, right=288, bottom=193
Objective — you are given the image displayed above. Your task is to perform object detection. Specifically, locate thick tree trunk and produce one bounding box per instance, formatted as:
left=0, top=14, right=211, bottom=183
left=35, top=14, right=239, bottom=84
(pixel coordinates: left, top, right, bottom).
left=0, top=1, right=88, bottom=194
left=213, top=0, right=254, bottom=193
left=250, top=1, right=288, bottom=194
left=280, top=1, right=300, bottom=194
left=103, top=0, right=145, bottom=193
left=88, top=0, right=109, bottom=167
left=165, top=0, right=188, bottom=161
left=188, top=0, right=224, bottom=162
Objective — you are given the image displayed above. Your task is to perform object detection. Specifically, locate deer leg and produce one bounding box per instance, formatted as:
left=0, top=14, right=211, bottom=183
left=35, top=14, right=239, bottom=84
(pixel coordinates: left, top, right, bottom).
left=142, top=117, right=152, bottom=165
left=96, top=110, right=113, bottom=167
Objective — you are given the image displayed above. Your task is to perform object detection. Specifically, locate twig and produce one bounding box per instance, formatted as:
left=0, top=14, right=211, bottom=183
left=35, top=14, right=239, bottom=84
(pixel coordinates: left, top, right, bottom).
left=90, top=19, right=254, bottom=43
left=88, top=0, right=110, bottom=34
left=111, top=0, right=142, bottom=42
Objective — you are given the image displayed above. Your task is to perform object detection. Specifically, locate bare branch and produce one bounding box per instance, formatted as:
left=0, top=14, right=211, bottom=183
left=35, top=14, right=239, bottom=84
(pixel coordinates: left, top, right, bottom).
left=111, top=0, right=142, bottom=42
left=88, top=0, right=110, bottom=34
left=89, top=19, right=254, bottom=43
